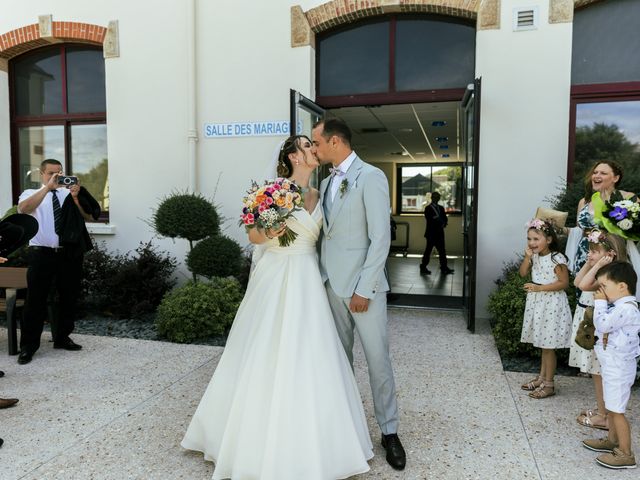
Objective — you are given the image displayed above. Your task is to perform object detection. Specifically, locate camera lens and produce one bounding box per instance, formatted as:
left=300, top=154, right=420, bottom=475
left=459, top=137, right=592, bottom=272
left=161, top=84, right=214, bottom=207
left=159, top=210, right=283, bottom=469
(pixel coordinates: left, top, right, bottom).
left=63, top=177, right=71, bottom=185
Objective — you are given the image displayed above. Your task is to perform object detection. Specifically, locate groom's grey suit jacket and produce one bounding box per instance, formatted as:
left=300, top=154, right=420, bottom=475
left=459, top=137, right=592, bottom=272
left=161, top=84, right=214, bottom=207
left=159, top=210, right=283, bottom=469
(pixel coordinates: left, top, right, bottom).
left=319, top=156, right=390, bottom=298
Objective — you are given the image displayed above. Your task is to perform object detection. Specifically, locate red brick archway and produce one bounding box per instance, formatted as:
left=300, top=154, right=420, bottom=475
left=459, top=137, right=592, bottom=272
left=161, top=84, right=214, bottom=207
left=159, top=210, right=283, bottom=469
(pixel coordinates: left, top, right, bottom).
left=304, top=0, right=479, bottom=34
left=0, top=21, right=106, bottom=60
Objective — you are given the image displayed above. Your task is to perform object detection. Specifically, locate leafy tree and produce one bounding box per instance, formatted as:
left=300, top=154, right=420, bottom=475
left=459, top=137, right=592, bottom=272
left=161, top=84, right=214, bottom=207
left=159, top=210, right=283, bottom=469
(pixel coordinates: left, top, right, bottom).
left=550, top=123, right=640, bottom=225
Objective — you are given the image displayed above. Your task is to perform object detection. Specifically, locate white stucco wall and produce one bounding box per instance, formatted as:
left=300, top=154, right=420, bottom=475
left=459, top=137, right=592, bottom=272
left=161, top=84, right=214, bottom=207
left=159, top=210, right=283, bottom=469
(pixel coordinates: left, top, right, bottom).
left=195, top=0, right=316, bottom=245
left=2, top=0, right=577, bottom=310
left=475, top=0, right=573, bottom=317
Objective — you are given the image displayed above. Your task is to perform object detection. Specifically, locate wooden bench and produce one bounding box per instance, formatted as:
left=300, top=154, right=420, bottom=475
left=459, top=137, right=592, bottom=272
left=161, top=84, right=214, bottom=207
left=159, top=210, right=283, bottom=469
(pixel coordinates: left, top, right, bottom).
left=0, top=267, right=27, bottom=355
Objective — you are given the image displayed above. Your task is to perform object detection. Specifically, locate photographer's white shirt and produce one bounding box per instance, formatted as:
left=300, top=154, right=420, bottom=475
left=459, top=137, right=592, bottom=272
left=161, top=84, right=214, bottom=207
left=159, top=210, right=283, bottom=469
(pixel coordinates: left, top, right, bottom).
left=19, top=186, right=71, bottom=248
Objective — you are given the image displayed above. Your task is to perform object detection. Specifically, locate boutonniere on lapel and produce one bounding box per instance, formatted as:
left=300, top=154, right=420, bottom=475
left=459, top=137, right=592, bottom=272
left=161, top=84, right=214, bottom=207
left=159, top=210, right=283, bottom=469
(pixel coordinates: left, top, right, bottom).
left=339, top=179, right=349, bottom=198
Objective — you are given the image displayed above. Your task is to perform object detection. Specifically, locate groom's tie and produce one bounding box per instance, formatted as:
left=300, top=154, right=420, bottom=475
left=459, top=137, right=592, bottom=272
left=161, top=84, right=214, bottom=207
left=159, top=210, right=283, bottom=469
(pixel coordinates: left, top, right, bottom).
left=323, top=179, right=334, bottom=218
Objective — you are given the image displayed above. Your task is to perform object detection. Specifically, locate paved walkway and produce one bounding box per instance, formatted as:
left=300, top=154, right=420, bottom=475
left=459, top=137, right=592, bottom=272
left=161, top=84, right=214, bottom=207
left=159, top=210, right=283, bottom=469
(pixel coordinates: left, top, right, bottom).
left=0, top=309, right=638, bottom=479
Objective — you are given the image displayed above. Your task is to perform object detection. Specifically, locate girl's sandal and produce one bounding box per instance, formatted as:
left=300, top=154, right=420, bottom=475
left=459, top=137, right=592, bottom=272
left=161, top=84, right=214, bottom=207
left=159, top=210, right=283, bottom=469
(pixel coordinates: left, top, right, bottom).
left=579, top=408, right=599, bottom=418
left=521, top=376, right=543, bottom=391
left=577, top=413, right=609, bottom=430
left=529, top=381, right=555, bottom=399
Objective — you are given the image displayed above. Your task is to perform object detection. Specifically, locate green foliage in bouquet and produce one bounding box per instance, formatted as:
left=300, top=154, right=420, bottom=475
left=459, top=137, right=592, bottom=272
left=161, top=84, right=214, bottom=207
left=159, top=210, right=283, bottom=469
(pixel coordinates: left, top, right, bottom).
left=186, top=235, right=243, bottom=279
left=153, top=192, right=220, bottom=243
left=488, top=259, right=575, bottom=361
left=156, top=278, right=243, bottom=343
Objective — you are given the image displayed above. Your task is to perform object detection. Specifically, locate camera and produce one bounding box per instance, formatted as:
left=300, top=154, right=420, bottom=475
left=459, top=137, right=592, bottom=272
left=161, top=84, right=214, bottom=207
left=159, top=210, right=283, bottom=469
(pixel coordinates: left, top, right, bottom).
left=57, top=175, right=78, bottom=186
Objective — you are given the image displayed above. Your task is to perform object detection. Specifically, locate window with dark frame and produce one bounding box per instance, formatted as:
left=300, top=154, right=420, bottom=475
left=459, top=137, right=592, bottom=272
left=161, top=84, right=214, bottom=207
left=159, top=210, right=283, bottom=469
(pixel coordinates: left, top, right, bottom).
left=316, top=14, right=475, bottom=107
left=567, top=0, right=640, bottom=203
left=10, top=44, right=109, bottom=218
left=396, top=164, right=462, bottom=215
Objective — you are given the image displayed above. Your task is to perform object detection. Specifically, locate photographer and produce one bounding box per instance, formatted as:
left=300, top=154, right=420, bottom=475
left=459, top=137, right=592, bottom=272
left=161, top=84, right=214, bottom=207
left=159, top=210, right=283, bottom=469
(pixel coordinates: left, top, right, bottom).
left=16, top=159, right=99, bottom=365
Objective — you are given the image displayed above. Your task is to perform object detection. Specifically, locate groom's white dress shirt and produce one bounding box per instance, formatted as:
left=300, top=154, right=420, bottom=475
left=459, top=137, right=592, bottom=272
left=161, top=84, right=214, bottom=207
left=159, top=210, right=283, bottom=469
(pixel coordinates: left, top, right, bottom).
left=329, top=151, right=357, bottom=201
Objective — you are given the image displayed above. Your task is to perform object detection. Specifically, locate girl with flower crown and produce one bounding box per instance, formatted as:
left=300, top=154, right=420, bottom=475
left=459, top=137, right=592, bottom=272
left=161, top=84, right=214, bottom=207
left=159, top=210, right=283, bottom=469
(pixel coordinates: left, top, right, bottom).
left=519, top=219, right=573, bottom=399
left=569, top=230, right=628, bottom=430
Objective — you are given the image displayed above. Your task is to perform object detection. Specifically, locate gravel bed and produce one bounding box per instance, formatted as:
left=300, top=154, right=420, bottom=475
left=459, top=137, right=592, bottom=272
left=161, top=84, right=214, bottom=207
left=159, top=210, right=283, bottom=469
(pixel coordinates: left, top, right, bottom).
left=0, top=313, right=227, bottom=347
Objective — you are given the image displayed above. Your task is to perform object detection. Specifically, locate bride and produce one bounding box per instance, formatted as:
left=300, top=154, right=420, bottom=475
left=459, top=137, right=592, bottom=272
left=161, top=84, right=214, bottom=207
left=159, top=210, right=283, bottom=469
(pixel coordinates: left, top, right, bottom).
left=181, top=135, right=373, bottom=479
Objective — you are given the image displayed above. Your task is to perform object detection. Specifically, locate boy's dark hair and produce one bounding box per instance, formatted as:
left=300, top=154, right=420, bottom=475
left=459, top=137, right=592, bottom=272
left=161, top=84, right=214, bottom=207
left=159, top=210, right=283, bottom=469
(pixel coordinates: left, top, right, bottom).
left=313, top=118, right=352, bottom=147
left=596, top=261, right=637, bottom=295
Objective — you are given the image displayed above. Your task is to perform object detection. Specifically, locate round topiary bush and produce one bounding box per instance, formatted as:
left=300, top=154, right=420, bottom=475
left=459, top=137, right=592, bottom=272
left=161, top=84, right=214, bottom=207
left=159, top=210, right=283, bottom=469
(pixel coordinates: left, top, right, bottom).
left=187, top=235, right=244, bottom=279
left=153, top=193, right=220, bottom=242
left=156, top=278, right=243, bottom=343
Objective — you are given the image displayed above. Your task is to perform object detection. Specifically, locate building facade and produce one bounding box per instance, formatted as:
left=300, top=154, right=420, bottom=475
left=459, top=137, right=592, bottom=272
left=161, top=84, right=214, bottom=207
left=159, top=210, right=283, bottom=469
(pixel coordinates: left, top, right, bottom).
left=1, top=0, right=638, bottom=320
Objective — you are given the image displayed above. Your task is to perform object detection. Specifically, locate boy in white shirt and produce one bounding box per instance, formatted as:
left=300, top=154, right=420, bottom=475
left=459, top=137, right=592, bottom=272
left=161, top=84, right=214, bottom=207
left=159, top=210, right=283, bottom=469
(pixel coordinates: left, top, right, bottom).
left=582, top=261, right=640, bottom=469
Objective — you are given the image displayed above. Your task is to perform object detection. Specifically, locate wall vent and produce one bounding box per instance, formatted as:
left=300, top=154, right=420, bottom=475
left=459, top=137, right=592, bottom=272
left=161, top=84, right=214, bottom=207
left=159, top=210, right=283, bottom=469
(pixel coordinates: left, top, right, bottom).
left=513, top=7, right=538, bottom=31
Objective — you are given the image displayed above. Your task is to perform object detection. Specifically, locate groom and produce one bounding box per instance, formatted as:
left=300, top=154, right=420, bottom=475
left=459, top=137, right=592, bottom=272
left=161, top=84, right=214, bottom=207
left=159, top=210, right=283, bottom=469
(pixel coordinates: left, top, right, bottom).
left=312, top=118, right=406, bottom=470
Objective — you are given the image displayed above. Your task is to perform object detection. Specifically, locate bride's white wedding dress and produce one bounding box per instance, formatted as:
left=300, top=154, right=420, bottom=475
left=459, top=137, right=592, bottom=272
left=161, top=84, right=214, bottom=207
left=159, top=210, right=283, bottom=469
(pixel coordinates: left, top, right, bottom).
left=181, top=202, right=373, bottom=480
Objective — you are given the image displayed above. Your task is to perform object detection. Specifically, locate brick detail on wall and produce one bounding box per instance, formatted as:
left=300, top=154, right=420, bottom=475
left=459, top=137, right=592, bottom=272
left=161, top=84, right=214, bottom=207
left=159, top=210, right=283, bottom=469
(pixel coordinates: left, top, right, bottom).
left=574, top=0, right=606, bottom=8
left=0, top=20, right=106, bottom=60
left=550, top=0, right=574, bottom=23
left=304, top=1, right=481, bottom=35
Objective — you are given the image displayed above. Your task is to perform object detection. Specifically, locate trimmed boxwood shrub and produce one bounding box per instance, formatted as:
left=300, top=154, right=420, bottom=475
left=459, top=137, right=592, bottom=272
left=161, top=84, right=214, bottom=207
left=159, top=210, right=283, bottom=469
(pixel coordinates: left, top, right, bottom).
left=156, top=278, right=243, bottom=343
left=152, top=193, right=220, bottom=242
left=187, top=235, right=243, bottom=279
left=488, top=259, right=576, bottom=361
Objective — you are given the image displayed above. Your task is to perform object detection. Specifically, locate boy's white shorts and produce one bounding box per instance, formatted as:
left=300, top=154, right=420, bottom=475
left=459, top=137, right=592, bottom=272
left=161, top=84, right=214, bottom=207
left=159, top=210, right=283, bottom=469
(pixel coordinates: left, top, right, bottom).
left=595, top=346, right=637, bottom=414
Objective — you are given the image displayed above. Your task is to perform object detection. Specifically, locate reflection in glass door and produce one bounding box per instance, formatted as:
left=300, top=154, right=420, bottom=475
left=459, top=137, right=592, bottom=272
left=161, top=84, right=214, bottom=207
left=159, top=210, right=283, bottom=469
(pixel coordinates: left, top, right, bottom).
left=290, top=90, right=325, bottom=188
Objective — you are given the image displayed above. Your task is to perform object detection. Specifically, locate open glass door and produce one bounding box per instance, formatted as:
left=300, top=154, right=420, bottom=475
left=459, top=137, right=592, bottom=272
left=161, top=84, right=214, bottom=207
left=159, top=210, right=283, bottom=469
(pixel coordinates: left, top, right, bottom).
left=462, top=78, right=481, bottom=332
left=290, top=90, right=326, bottom=188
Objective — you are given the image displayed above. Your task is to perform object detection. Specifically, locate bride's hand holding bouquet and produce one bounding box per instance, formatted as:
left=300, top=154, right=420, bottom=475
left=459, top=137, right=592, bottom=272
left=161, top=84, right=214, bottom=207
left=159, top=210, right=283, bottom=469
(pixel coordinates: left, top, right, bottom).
left=240, top=177, right=303, bottom=247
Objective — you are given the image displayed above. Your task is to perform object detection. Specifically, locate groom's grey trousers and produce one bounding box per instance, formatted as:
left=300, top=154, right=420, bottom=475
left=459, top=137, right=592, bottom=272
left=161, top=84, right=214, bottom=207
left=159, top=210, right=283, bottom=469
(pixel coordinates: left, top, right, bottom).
left=325, top=281, right=399, bottom=435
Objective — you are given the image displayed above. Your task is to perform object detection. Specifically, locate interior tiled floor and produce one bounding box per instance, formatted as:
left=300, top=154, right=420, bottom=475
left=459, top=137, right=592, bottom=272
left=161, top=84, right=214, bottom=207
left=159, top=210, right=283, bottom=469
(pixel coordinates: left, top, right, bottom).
left=386, top=254, right=463, bottom=297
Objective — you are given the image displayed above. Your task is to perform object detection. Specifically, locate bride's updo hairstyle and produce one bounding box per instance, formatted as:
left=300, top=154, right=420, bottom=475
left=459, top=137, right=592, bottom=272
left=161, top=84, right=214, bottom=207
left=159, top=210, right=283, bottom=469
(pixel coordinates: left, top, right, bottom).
left=277, top=135, right=310, bottom=177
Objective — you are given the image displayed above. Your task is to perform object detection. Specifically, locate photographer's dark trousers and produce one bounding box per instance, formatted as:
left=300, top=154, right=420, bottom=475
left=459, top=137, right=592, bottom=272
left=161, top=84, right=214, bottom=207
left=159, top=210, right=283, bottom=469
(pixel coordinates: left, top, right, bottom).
left=420, top=231, right=448, bottom=271
left=20, top=247, right=83, bottom=353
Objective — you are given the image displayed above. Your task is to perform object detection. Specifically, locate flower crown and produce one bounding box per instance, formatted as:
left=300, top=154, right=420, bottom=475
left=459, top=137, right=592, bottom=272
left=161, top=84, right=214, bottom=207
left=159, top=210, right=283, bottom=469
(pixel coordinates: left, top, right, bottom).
left=586, top=229, right=612, bottom=250
left=526, top=218, right=553, bottom=235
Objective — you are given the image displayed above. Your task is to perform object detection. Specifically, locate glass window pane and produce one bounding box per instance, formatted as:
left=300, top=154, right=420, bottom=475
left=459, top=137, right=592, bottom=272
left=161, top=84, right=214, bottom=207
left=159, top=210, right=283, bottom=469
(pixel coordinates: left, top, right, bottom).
left=400, top=164, right=461, bottom=213
left=572, top=0, right=640, bottom=85
left=575, top=100, right=640, bottom=191
left=318, top=21, right=389, bottom=96
left=70, top=124, right=109, bottom=212
left=395, top=18, right=475, bottom=91
left=431, top=165, right=462, bottom=213
left=14, top=49, right=63, bottom=115
left=18, top=125, right=65, bottom=190
left=401, top=166, right=431, bottom=213
left=66, top=47, right=106, bottom=113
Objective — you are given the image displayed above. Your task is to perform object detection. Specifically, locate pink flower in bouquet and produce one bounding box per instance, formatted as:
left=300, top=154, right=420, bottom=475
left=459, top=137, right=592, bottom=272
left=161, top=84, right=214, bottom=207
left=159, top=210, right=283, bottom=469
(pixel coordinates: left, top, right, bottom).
left=239, top=178, right=305, bottom=247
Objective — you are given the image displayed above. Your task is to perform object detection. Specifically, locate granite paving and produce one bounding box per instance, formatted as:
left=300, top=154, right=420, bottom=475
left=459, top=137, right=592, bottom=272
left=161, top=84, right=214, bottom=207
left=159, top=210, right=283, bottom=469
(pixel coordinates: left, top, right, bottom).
left=0, top=309, right=638, bottom=479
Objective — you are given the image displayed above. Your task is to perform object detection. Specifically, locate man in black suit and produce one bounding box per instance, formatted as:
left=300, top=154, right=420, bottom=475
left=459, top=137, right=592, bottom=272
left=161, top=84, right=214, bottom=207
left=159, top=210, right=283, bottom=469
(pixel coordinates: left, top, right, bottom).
left=420, top=191, right=454, bottom=275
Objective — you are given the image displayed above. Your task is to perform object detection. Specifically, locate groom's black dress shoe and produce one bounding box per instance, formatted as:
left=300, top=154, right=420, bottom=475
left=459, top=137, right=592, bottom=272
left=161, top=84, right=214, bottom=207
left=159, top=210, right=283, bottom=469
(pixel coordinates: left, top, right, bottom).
left=18, top=351, right=33, bottom=365
left=53, top=338, right=82, bottom=351
left=381, top=433, right=406, bottom=470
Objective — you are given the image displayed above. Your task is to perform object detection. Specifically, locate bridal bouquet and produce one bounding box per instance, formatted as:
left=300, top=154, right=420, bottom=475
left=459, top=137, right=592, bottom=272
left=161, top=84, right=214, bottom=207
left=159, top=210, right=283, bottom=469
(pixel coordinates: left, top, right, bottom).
left=239, top=178, right=303, bottom=247
left=592, top=191, right=640, bottom=241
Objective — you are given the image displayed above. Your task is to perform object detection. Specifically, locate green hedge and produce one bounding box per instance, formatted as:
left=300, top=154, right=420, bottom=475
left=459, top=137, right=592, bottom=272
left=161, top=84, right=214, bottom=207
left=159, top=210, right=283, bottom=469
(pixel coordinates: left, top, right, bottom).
left=156, top=278, right=243, bottom=343
left=488, top=259, right=576, bottom=361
